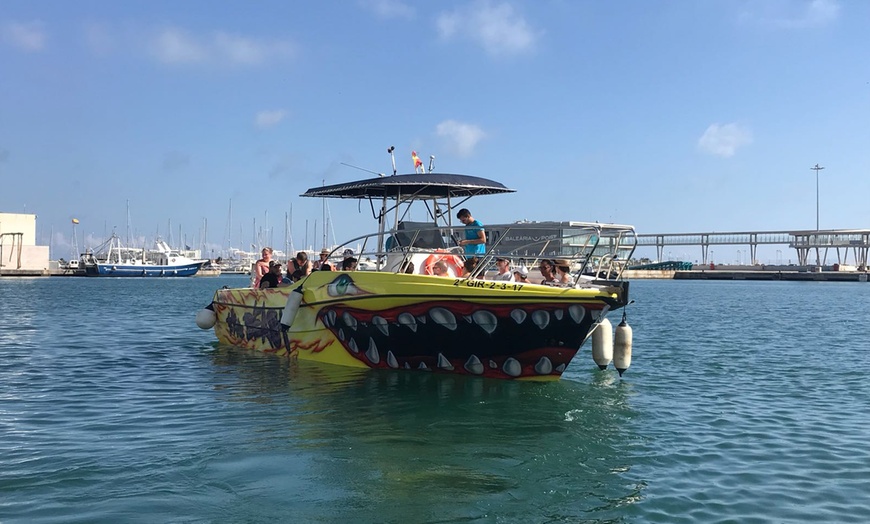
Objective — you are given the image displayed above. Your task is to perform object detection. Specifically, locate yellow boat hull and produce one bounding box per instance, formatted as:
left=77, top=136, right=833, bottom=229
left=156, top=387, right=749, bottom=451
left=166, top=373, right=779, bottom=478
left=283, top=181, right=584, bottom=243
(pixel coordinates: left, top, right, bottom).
left=211, top=271, right=627, bottom=380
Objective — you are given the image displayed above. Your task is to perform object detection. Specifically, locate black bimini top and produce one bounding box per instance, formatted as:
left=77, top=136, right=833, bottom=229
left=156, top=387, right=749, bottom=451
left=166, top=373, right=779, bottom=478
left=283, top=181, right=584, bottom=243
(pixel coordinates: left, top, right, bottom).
left=301, top=173, right=515, bottom=200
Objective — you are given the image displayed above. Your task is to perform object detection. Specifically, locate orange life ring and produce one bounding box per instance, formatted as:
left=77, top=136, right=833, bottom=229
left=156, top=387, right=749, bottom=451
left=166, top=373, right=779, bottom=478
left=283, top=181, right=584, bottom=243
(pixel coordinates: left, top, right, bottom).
left=423, top=251, right=464, bottom=276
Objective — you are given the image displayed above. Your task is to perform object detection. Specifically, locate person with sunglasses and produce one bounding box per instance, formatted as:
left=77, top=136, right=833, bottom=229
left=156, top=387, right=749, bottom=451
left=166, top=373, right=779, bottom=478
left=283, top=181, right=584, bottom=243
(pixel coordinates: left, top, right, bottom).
left=538, top=259, right=557, bottom=285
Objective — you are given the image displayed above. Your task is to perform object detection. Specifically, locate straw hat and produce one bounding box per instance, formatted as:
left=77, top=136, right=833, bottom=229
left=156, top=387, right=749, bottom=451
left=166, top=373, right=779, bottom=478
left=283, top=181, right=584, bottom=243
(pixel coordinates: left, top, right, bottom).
left=320, top=248, right=330, bottom=255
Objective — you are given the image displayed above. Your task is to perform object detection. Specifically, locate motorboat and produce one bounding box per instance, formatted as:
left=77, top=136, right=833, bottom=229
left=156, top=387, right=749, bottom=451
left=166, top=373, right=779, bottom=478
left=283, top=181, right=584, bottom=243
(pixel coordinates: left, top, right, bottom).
left=197, top=167, right=637, bottom=380
left=82, top=233, right=207, bottom=277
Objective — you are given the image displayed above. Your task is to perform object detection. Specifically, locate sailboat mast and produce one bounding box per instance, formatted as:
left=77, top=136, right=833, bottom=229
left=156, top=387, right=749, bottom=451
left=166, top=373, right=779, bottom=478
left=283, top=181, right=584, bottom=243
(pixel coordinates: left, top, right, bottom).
left=226, top=199, right=232, bottom=256
left=321, top=179, right=327, bottom=249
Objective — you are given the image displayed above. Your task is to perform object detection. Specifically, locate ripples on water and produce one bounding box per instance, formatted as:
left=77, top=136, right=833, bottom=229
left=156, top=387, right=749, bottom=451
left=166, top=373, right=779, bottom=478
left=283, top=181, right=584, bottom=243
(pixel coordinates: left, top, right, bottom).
left=1, top=277, right=870, bottom=523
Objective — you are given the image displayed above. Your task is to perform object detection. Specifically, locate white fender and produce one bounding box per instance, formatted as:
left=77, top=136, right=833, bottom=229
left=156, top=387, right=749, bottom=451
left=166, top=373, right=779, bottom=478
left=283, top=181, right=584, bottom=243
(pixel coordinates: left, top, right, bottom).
left=195, top=307, right=217, bottom=329
left=280, top=286, right=305, bottom=328
left=613, top=319, right=633, bottom=376
left=591, top=318, right=613, bottom=370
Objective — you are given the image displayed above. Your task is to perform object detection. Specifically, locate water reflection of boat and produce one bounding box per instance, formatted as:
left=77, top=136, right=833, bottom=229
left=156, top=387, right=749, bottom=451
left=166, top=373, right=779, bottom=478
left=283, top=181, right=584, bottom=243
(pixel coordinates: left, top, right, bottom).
left=197, top=165, right=636, bottom=380
left=83, top=233, right=207, bottom=277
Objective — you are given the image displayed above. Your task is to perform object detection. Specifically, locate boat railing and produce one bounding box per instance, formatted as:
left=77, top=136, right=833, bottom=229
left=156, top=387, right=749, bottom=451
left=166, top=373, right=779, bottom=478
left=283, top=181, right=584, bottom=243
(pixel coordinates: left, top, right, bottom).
left=319, top=222, right=637, bottom=282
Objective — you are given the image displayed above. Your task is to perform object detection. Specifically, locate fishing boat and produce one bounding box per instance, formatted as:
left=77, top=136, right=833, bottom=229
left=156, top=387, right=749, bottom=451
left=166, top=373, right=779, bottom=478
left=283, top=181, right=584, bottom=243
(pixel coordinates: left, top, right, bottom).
left=83, top=233, right=207, bottom=277
left=196, top=164, right=637, bottom=380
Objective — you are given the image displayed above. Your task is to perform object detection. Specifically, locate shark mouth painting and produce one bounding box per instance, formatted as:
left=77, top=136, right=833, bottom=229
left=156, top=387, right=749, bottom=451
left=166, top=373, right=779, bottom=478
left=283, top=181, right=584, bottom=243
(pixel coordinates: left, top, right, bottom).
left=318, top=300, right=599, bottom=379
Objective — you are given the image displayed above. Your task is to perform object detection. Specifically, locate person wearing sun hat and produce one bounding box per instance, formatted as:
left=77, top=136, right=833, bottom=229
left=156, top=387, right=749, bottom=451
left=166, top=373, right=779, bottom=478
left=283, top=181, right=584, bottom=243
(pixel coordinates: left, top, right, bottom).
left=313, top=248, right=333, bottom=271
left=554, top=259, right=572, bottom=285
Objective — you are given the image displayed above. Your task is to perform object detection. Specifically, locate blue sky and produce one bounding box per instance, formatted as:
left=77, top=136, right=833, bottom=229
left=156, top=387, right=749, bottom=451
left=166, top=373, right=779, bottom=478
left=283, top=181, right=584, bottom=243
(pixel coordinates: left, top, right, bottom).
left=1, top=0, right=867, bottom=262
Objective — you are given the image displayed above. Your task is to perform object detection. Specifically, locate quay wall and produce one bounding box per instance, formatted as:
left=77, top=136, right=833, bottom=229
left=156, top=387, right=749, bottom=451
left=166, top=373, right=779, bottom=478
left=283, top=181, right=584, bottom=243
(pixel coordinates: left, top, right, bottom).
left=625, top=268, right=869, bottom=282
left=0, top=245, right=50, bottom=275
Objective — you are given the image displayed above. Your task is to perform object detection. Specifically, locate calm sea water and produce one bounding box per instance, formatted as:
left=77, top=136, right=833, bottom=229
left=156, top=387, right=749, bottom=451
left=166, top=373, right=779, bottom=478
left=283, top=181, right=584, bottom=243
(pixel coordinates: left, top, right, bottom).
left=2, top=276, right=870, bottom=523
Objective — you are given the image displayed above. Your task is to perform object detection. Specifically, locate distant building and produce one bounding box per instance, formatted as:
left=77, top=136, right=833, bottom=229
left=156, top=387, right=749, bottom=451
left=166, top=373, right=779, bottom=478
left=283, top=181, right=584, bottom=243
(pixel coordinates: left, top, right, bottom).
left=0, top=213, right=50, bottom=275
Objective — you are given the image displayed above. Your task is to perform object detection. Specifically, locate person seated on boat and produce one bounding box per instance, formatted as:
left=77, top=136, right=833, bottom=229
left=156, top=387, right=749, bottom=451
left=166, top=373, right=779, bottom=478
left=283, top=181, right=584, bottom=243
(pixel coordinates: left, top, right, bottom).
left=341, top=257, right=358, bottom=271
left=252, top=247, right=273, bottom=288
left=513, top=265, right=530, bottom=283
left=456, top=208, right=486, bottom=256
left=313, top=248, right=333, bottom=271
left=493, top=257, right=514, bottom=281
left=554, top=259, right=573, bottom=286
left=431, top=259, right=450, bottom=277
left=288, top=251, right=312, bottom=282
left=461, top=257, right=480, bottom=278
left=401, top=260, right=415, bottom=274
left=538, top=259, right=557, bottom=285
left=259, top=261, right=282, bottom=289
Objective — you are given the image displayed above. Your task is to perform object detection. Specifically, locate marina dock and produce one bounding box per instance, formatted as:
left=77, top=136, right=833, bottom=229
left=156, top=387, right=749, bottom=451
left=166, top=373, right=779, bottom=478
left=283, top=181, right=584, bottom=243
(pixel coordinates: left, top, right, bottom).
left=624, top=267, right=870, bottom=282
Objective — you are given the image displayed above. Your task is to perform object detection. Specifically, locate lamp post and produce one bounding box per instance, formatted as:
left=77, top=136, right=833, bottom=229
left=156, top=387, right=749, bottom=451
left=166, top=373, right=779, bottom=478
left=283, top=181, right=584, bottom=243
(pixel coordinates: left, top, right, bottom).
left=810, top=163, right=825, bottom=268
left=811, top=164, right=825, bottom=231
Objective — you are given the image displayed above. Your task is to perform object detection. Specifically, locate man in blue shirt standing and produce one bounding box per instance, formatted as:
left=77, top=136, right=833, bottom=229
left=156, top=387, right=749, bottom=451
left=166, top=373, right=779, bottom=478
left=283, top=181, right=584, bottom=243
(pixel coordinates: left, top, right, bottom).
left=457, top=208, right=486, bottom=256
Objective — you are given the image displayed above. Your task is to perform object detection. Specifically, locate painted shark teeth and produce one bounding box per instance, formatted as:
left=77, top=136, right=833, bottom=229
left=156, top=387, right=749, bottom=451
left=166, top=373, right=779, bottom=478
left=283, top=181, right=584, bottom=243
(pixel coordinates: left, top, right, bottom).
left=365, top=338, right=380, bottom=364
left=568, top=304, right=585, bottom=324
left=503, top=357, right=522, bottom=377
left=464, top=355, right=484, bottom=375
left=554, top=309, right=564, bottom=321
left=372, top=315, right=389, bottom=336
left=555, top=363, right=566, bottom=373
left=342, top=312, right=357, bottom=331
left=472, top=310, right=497, bottom=334
left=397, top=312, right=417, bottom=332
left=386, top=350, right=399, bottom=369
left=418, top=361, right=429, bottom=370
left=348, top=338, right=359, bottom=353
left=430, top=307, right=457, bottom=331
left=532, top=310, right=550, bottom=330
left=324, top=310, right=337, bottom=328
left=511, top=309, right=527, bottom=324
left=338, top=328, right=346, bottom=341
left=437, top=353, right=454, bottom=370
left=535, top=357, right=553, bottom=375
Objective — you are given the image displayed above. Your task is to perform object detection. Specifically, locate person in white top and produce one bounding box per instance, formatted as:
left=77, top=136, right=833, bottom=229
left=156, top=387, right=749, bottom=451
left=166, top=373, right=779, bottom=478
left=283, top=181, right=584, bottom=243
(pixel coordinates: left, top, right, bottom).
left=554, top=259, right=573, bottom=285
left=493, top=257, right=514, bottom=281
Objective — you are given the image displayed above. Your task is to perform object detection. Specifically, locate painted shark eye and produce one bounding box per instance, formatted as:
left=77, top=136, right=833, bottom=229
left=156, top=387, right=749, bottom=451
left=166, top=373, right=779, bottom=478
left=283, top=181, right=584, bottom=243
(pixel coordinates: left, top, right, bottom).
left=327, top=274, right=362, bottom=296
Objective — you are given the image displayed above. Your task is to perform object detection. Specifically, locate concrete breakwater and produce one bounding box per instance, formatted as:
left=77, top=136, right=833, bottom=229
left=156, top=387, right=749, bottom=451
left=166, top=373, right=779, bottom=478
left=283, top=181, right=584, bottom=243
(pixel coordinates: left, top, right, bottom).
left=624, top=267, right=869, bottom=282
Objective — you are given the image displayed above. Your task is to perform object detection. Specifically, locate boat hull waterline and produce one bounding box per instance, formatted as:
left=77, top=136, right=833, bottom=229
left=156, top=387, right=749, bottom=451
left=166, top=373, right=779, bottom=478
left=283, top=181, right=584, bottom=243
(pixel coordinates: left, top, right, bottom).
left=85, top=262, right=204, bottom=277
left=210, top=271, right=626, bottom=380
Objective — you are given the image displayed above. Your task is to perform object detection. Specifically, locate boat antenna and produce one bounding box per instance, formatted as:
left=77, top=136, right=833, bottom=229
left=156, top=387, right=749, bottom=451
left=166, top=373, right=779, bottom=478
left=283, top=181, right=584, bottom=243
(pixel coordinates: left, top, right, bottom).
left=340, top=162, right=384, bottom=177
left=428, top=155, right=435, bottom=173
left=387, top=145, right=396, bottom=176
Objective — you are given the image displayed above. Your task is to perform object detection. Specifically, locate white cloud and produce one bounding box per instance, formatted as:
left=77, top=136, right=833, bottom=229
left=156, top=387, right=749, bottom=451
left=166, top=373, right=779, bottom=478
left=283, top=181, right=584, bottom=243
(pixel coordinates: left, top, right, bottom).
left=436, top=1, right=538, bottom=57
left=150, top=27, right=294, bottom=66
left=740, top=0, right=840, bottom=29
left=1, top=20, right=46, bottom=51
left=697, top=123, right=753, bottom=158
left=151, top=27, right=206, bottom=64
left=359, top=0, right=415, bottom=19
left=255, top=110, right=287, bottom=129
left=436, top=120, right=486, bottom=157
